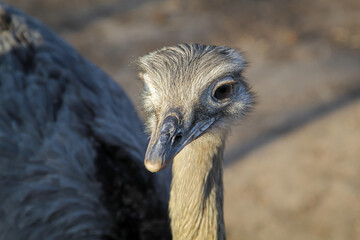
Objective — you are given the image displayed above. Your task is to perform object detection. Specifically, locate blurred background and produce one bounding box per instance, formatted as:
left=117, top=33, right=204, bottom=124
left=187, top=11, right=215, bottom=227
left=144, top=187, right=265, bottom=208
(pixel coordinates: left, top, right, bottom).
left=5, top=0, right=360, bottom=239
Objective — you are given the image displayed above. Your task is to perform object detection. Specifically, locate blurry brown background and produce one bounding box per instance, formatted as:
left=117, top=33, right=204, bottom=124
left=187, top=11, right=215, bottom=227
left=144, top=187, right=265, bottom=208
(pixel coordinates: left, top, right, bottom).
left=5, top=0, right=360, bottom=239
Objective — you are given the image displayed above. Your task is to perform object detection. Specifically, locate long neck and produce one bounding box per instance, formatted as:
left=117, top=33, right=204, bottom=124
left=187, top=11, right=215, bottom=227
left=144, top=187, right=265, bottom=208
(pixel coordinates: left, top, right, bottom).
left=169, top=133, right=226, bottom=240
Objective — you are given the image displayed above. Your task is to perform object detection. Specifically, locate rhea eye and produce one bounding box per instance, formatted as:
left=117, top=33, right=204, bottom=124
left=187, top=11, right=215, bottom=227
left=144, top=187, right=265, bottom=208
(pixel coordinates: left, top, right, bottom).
left=213, top=83, right=234, bottom=101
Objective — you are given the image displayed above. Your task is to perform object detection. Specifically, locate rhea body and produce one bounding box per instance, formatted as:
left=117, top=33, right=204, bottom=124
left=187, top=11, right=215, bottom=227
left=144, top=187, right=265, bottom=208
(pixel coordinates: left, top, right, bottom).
left=138, top=44, right=254, bottom=239
left=0, top=4, right=172, bottom=240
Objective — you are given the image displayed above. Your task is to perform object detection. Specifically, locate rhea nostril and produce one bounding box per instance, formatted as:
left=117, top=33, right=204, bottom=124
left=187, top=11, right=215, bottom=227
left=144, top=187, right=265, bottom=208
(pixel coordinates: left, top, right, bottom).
left=173, top=132, right=183, bottom=144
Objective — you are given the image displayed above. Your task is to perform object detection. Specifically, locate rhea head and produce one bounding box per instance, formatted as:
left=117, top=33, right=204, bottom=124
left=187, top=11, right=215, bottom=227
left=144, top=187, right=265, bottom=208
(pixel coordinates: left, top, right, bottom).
left=138, top=43, right=254, bottom=172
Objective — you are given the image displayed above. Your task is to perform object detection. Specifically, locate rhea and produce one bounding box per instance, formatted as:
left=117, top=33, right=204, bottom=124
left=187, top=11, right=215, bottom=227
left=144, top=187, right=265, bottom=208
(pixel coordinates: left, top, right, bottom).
left=138, top=44, right=254, bottom=239
left=0, top=3, right=254, bottom=240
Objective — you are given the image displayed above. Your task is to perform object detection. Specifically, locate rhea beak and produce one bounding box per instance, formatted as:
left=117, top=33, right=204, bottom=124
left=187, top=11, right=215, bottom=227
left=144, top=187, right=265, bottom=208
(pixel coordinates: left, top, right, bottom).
left=144, top=113, right=215, bottom=172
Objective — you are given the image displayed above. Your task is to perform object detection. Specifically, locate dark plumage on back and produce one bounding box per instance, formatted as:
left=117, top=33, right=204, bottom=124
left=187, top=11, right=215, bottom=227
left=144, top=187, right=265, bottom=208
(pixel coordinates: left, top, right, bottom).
left=0, top=4, right=170, bottom=240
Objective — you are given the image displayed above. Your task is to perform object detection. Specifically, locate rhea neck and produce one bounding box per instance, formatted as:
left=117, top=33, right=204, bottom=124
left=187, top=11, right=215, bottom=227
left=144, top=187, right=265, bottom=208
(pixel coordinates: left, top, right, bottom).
left=169, top=132, right=226, bottom=240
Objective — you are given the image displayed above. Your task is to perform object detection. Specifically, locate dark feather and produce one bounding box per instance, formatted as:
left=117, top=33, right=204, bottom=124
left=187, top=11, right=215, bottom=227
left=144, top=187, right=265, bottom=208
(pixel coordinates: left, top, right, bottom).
left=0, top=3, right=171, bottom=240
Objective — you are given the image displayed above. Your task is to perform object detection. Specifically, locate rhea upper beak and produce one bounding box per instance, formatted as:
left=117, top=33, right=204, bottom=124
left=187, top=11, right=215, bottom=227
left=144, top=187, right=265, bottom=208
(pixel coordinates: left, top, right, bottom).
left=144, top=112, right=215, bottom=172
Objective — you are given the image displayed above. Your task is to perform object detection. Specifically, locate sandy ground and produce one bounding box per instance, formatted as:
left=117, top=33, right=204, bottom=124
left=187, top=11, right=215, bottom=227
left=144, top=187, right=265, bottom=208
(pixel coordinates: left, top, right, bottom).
left=225, top=99, right=360, bottom=240
left=5, top=0, right=360, bottom=239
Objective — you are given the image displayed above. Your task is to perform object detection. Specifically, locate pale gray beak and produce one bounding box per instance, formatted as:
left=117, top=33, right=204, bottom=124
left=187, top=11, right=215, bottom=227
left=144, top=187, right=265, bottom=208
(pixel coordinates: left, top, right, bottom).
left=144, top=113, right=215, bottom=172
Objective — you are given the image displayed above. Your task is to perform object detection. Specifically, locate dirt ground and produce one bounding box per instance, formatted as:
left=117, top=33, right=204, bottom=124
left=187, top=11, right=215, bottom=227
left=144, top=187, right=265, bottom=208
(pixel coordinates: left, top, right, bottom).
left=5, top=0, right=360, bottom=239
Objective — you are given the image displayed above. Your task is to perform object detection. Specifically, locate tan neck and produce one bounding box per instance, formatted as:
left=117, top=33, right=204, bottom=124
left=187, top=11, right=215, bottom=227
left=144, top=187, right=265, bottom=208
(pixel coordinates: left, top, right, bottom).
left=169, top=133, right=226, bottom=240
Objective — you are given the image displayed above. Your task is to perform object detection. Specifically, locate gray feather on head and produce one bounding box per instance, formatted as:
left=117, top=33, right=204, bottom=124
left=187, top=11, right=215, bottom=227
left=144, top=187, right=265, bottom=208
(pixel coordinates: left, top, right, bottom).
left=137, top=43, right=254, bottom=134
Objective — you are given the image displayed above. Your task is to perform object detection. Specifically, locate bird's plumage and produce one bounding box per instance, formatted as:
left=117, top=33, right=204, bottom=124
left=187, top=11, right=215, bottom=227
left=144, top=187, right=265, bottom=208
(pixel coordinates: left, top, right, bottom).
left=138, top=44, right=253, bottom=135
left=138, top=44, right=254, bottom=239
left=0, top=4, right=171, bottom=240
left=0, top=3, right=254, bottom=240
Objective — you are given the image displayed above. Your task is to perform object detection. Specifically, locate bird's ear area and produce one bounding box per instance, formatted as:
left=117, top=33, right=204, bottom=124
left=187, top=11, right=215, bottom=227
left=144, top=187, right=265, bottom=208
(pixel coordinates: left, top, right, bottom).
left=223, top=75, right=255, bottom=118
